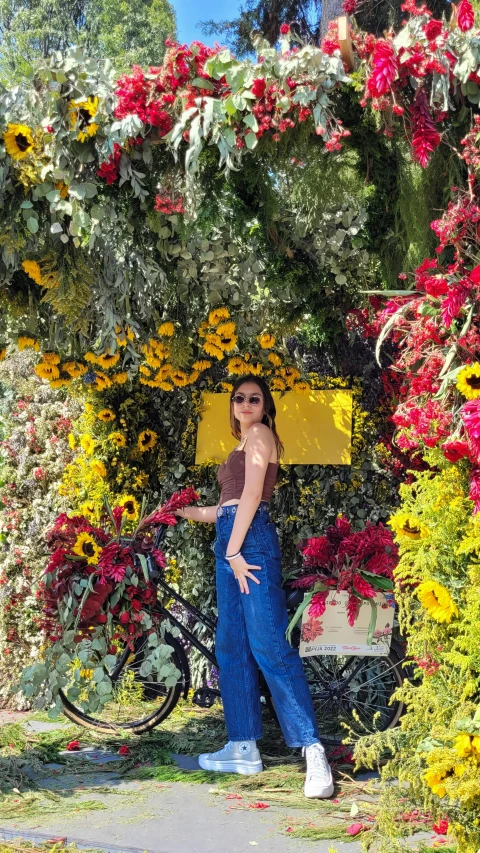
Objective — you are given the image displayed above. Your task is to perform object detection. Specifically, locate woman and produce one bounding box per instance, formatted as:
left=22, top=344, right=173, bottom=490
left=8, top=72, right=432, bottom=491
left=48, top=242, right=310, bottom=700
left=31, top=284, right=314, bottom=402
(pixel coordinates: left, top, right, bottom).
left=174, top=375, right=334, bottom=798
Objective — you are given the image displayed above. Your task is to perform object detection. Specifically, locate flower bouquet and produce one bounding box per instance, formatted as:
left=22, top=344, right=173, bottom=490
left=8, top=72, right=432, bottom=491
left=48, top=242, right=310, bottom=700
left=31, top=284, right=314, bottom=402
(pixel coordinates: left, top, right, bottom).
left=19, top=487, right=198, bottom=716
left=287, top=517, right=398, bottom=647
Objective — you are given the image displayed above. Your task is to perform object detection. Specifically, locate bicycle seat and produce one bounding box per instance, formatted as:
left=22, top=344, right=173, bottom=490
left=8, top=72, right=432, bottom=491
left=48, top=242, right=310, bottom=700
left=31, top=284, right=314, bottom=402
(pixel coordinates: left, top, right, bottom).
left=282, top=581, right=304, bottom=611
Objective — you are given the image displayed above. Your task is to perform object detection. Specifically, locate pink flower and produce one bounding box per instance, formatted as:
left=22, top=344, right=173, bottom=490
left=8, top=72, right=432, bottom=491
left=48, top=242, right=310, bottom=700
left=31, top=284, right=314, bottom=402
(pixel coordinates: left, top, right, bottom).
left=462, top=399, right=480, bottom=441
left=353, top=573, right=377, bottom=598
left=366, top=40, right=398, bottom=97
left=423, top=19, right=443, bottom=40
left=410, top=88, right=441, bottom=168
left=251, top=77, right=267, bottom=99
left=441, top=282, right=470, bottom=328
left=458, top=0, right=474, bottom=31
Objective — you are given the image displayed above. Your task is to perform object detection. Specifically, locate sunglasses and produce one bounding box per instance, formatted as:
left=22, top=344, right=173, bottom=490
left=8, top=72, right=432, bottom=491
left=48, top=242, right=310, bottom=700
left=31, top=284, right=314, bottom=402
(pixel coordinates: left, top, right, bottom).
left=231, top=393, right=263, bottom=406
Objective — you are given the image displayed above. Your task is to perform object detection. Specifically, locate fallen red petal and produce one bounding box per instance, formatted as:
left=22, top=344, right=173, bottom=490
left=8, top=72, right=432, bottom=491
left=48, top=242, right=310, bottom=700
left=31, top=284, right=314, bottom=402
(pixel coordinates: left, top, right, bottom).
left=346, top=823, right=366, bottom=836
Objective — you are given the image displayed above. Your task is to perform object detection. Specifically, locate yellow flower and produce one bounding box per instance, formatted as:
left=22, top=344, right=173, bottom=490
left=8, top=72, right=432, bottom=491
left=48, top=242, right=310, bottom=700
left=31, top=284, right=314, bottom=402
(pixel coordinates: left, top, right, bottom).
left=108, top=431, right=127, bottom=448
left=79, top=433, right=95, bottom=456
left=90, top=459, right=107, bottom=478
left=3, top=123, right=34, bottom=160
left=216, top=322, right=237, bottom=352
left=139, top=365, right=152, bottom=377
left=84, top=351, right=98, bottom=364
left=62, top=361, right=87, bottom=378
left=457, top=363, right=480, bottom=400
left=221, top=382, right=233, bottom=392
left=67, top=433, right=76, bottom=450
left=97, top=408, right=116, bottom=423
left=35, top=362, right=60, bottom=380
left=55, top=180, right=69, bottom=198
left=171, top=369, right=189, bottom=387
left=93, top=371, right=112, bottom=391
left=68, top=96, right=99, bottom=142
left=198, top=320, right=209, bottom=338
left=389, top=512, right=429, bottom=541
left=96, top=351, right=120, bottom=369
left=50, top=378, right=69, bottom=389
left=280, top=366, right=301, bottom=384
left=133, top=472, right=149, bottom=489
left=112, top=372, right=128, bottom=385
left=138, top=429, right=158, bottom=452
left=118, top=495, right=139, bottom=520
left=424, top=769, right=447, bottom=798
left=72, top=532, right=101, bottom=565
left=189, top=370, right=199, bottom=383
left=159, top=381, right=173, bottom=391
left=227, top=356, right=246, bottom=375
left=18, top=336, right=39, bottom=352
left=208, top=306, right=230, bottom=326
left=22, top=260, right=43, bottom=284
left=416, top=580, right=458, bottom=623
left=81, top=500, right=96, bottom=519
left=268, top=352, right=282, bottom=367
left=193, top=360, right=211, bottom=371
left=42, top=352, right=61, bottom=364
left=158, top=321, right=175, bottom=336
left=259, top=333, right=276, bottom=349
left=216, top=321, right=236, bottom=337
left=455, top=734, right=474, bottom=758
left=271, top=377, right=286, bottom=391
left=203, top=341, right=225, bottom=360
left=154, top=365, right=172, bottom=382
left=0, top=347, right=6, bottom=362
left=248, top=361, right=263, bottom=376
left=294, top=381, right=310, bottom=394
left=144, top=350, right=162, bottom=369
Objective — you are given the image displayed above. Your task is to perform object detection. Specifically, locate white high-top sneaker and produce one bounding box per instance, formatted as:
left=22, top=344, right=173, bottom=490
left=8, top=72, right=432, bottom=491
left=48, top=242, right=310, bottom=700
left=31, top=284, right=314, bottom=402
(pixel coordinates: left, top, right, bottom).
left=302, top=742, right=335, bottom=798
left=198, top=740, right=263, bottom=775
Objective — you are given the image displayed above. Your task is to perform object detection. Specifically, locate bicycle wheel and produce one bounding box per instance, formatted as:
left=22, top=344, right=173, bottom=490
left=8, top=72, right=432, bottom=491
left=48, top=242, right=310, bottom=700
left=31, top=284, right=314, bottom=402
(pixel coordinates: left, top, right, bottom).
left=60, top=631, right=189, bottom=734
left=266, top=638, right=407, bottom=743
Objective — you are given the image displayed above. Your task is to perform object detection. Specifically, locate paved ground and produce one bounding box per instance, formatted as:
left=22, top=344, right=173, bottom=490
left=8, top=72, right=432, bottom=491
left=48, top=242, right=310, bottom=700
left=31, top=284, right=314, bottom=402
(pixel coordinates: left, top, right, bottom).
left=0, top=713, right=365, bottom=853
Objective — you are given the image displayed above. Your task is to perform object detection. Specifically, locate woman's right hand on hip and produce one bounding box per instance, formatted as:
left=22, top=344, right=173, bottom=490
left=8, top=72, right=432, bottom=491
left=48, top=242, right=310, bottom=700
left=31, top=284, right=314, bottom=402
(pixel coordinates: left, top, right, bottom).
left=229, top=555, right=261, bottom=594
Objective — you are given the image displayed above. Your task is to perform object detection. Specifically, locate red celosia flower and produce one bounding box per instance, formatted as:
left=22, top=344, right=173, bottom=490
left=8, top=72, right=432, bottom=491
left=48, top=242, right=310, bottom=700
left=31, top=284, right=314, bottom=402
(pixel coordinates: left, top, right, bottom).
left=251, top=77, right=266, bottom=100
left=118, top=745, right=131, bottom=755
left=346, top=594, right=361, bottom=626
left=441, top=281, right=470, bottom=328
left=302, top=536, right=331, bottom=567
left=441, top=440, right=470, bottom=463
left=112, top=505, right=125, bottom=534
left=309, top=590, right=329, bottom=618
left=458, top=0, right=474, bottom=31
left=410, top=88, right=441, bottom=168
left=469, top=264, right=480, bottom=284
left=366, top=39, right=398, bottom=97
left=343, top=0, right=357, bottom=13
left=352, top=573, right=377, bottom=598
left=65, top=740, right=81, bottom=751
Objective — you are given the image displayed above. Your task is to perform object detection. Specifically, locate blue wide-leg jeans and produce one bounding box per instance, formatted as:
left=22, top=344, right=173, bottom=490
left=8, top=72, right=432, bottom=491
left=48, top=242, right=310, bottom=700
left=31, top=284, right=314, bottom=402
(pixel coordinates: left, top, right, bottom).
left=214, top=503, right=320, bottom=747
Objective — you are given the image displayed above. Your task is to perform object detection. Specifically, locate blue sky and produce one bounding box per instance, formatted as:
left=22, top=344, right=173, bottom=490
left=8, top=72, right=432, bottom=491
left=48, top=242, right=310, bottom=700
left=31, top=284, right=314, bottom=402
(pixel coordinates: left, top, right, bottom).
left=174, top=0, right=242, bottom=46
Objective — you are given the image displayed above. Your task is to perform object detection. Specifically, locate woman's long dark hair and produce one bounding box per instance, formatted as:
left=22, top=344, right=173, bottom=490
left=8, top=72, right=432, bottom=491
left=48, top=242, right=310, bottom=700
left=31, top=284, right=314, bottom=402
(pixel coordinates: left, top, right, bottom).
left=229, top=374, right=284, bottom=461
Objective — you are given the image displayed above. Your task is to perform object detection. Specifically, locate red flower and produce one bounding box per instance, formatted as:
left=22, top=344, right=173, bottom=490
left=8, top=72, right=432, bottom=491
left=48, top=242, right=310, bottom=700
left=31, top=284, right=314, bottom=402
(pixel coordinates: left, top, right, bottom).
left=251, top=77, right=267, bottom=99
left=308, top=590, right=329, bottom=618
left=423, top=19, right=443, bottom=40
left=279, top=23, right=290, bottom=34
left=469, top=264, right=480, bottom=284
left=119, top=611, right=130, bottom=624
left=342, top=0, right=357, bottom=13
left=65, top=740, right=81, bottom=751
left=302, top=536, right=331, bottom=567
left=366, top=40, right=398, bottom=97
left=441, top=440, right=470, bottom=463
left=346, top=823, right=366, bottom=836
left=410, top=88, right=441, bottom=168
left=96, top=613, right=108, bottom=624
left=353, top=573, right=377, bottom=598
left=433, top=819, right=449, bottom=835
left=458, top=0, right=474, bottom=31
left=118, top=745, right=131, bottom=755
left=346, top=594, right=361, bottom=626
left=441, top=282, right=470, bottom=328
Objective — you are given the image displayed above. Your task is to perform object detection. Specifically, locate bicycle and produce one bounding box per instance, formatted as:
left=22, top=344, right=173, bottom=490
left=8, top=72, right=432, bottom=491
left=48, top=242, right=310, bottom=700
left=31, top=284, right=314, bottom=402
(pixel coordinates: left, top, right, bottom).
left=59, top=522, right=411, bottom=743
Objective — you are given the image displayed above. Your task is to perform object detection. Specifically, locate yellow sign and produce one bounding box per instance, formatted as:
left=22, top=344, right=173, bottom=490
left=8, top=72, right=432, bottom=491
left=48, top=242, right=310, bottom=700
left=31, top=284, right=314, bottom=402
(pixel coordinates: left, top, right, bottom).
left=195, top=390, right=352, bottom=465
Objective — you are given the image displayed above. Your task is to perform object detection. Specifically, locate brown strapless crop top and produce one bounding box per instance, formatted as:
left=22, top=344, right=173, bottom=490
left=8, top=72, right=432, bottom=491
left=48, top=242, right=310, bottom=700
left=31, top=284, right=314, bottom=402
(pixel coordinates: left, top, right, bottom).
left=218, top=448, right=278, bottom=505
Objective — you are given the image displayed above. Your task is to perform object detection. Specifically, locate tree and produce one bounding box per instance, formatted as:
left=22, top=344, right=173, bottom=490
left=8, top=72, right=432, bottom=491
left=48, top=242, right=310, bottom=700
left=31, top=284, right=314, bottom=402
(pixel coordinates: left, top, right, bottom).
left=0, top=0, right=176, bottom=84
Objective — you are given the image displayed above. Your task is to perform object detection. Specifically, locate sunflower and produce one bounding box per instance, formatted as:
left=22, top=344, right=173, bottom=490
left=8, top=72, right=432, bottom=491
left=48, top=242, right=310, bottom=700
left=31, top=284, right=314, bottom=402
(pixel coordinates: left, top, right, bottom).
left=271, top=377, right=286, bottom=391
left=62, top=361, right=87, bottom=378
left=42, top=352, right=60, bottom=365
left=457, top=363, right=480, bottom=400
left=208, top=306, right=230, bottom=326
left=90, top=459, right=107, bottom=478
left=80, top=500, right=96, bottom=519
left=138, top=429, right=158, bottom=452
left=0, top=347, right=6, bottom=362
left=3, top=123, right=34, bottom=160
left=108, top=431, right=127, bottom=448
left=144, top=350, right=162, bottom=369
left=189, top=370, right=199, bottom=383
left=203, top=341, right=225, bottom=360
left=139, top=365, right=152, bottom=377
left=18, top=336, right=39, bottom=352
left=96, top=351, right=120, bottom=369
left=159, top=381, right=173, bottom=391
left=154, top=364, right=172, bottom=382
left=424, top=769, right=447, bottom=799
left=294, top=381, right=310, bottom=394
left=133, top=472, right=149, bottom=489
left=68, top=433, right=76, bottom=450
left=151, top=340, right=170, bottom=359
left=259, top=333, right=276, bottom=349
left=218, top=334, right=238, bottom=353
left=416, top=580, right=458, bottom=623
left=227, top=356, right=246, bottom=375
left=171, top=369, right=189, bottom=387
left=68, top=96, right=99, bottom=142
left=268, top=352, right=282, bottom=367
left=221, top=382, right=234, bottom=392
left=79, top=433, right=95, bottom=456
left=119, top=495, right=139, bottom=520
left=97, top=408, right=116, bottom=423
left=55, top=180, right=69, bottom=199
left=198, top=320, right=209, bottom=338
left=193, top=360, right=211, bottom=371
left=93, top=372, right=112, bottom=391
left=248, top=361, right=263, bottom=376
left=22, top=260, right=43, bottom=284
left=216, top=322, right=237, bottom=352
left=158, top=321, right=175, bottom=336
left=281, top=366, right=301, bottom=384
left=112, top=372, right=128, bottom=385
left=50, top=378, right=70, bottom=389
left=35, top=362, right=60, bottom=380
left=389, top=512, right=429, bottom=541
left=72, top=532, right=101, bottom=565
left=84, top=351, right=98, bottom=364
left=116, top=326, right=134, bottom=347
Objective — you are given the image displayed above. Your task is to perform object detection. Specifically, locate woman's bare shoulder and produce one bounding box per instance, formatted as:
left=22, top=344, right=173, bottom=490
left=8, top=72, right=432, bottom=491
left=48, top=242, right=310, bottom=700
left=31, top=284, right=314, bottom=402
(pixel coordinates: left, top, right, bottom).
left=247, top=422, right=274, bottom=443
